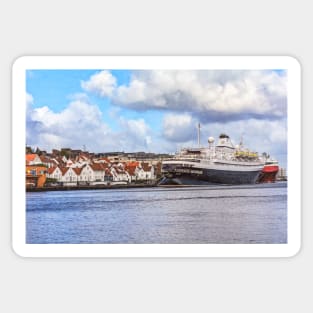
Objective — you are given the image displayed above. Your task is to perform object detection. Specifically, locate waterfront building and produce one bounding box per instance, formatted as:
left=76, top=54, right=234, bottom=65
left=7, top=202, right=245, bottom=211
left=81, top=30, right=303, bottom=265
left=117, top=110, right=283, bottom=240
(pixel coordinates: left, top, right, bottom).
left=26, top=154, right=42, bottom=165
left=26, top=165, right=48, bottom=188
left=136, top=162, right=155, bottom=180
left=89, top=163, right=108, bottom=182
left=26, top=149, right=163, bottom=187
left=79, top=164, right=96, bottom=183
left=47, top=166, right=63, bottom=181
left=111, top=165, right=131, bottom=183
left=277, top=167, right=287, bottom=181
left=60, top=167, right=79, bottom=186
left=124, top=162, right=139, bottom=182
left=39, top=155, right=57, bottom=168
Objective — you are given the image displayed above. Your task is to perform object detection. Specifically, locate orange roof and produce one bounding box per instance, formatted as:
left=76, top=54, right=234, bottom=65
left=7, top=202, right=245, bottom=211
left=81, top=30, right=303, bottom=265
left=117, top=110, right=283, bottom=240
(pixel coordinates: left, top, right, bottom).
left=126, top=161, right=139, bottom=167
left=26, top=165, right=47, bottom=171
left=26, top=154, right=39, bottom=162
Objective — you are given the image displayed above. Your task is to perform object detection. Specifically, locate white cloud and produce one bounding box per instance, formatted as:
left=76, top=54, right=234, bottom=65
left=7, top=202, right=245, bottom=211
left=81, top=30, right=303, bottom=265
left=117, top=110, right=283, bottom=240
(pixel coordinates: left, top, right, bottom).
left=117, top=117, right=152, bottom=151
left=162, top=113, right=196, bottom=142
left=80, top=69, right=287, bottom=126
left=81, top=70, right=116, bottom=97
left=26, top=92, right=33, bottom=105
left=26, top=93, right=33, bottom=117
left=26, top=93, right=154, bottom=153
left=67, top=92, right=90, bottom=102
left=26, top=96, right=112, bottom=151
left=110, top=70, right=287, bottom=121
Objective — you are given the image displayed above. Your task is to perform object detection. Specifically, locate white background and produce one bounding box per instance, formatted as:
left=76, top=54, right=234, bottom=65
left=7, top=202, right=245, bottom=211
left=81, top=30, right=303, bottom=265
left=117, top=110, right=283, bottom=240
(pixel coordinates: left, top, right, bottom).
left=0, top=1, right=310, bottom=312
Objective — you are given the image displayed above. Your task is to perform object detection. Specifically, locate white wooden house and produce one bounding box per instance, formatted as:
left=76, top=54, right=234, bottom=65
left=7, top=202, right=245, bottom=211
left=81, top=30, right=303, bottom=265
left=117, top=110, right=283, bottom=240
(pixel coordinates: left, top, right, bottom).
left=125, top=165, right=137, bottom=182
left=47, top=166, right=63, bottom=181
left=111, top=166, right=130, bottom=183
left=90, top=163, right=107, bottom=182
left=136, top=162, right=155, bottom=180
left=79, top=164, right=95, bottom=183
left=60, top=167, right=78, bottom=186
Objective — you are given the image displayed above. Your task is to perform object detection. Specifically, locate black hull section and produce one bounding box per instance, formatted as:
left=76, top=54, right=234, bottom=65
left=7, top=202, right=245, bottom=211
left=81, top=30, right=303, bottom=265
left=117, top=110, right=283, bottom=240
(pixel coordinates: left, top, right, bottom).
left=161, top=167, right=261, bottom=185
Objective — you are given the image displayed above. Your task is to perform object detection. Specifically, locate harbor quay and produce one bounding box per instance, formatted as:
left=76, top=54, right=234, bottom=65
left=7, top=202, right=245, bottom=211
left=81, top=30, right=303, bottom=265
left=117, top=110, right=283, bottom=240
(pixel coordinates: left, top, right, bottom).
left=25, top=141, right=287, bottom=191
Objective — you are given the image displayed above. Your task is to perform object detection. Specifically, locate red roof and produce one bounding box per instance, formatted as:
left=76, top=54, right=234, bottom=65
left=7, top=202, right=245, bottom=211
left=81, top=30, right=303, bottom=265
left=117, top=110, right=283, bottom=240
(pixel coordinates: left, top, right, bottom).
left=105, top=169, right=113, bottom=176
left=125, top=165, right=137, bottom=176
left=54, top=157, right=64, bottom=165
left=90, top=163, right=107, bottom=171
left=60, top=167, right=70, bottom=175
left=47, top=166, right=58, bottom=174
left=73, top=167, right=83, bottom=175
left=141, top=162, right=152, bottom=172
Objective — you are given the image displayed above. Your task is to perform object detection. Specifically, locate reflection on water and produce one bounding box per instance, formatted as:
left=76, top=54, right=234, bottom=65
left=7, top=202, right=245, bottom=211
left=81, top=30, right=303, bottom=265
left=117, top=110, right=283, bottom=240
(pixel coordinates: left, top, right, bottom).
left=26, top=183, right=287, bottom=244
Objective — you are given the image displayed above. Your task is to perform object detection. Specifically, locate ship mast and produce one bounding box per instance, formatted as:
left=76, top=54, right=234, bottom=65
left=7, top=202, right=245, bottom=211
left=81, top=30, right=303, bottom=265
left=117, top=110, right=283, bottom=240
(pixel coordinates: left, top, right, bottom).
left=197, top=123, right=201, bottom=147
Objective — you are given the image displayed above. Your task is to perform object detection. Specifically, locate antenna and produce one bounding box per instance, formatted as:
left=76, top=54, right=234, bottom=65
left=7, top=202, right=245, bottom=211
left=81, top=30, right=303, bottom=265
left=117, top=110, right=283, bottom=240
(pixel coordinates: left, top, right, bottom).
left=240, top=133, right=244, bottom=147
left=197, top=123, right=201, bottom=147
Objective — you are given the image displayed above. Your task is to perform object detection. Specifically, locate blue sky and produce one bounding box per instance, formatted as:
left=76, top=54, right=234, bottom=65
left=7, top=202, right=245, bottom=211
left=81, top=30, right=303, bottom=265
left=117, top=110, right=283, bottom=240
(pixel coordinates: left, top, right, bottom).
left=27, top=69, right=163, bottom=133
left=26, top=69, right=287, bottom=168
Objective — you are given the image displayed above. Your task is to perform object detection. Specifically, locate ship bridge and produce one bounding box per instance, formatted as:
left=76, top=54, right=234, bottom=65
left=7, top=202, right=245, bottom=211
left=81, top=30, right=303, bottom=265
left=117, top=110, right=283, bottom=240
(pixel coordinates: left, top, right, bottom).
left=216, top=134, right=235, bottom=149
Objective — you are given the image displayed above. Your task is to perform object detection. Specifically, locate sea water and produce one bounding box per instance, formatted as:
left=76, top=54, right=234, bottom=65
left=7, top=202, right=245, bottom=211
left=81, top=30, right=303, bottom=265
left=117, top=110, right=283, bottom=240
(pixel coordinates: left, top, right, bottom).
left=26, top=183, right=287, bottom=244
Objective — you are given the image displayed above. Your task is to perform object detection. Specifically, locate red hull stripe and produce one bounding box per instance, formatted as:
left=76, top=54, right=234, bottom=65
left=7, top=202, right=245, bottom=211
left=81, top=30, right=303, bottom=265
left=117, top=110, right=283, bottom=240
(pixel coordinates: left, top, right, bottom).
left=262, top=166, right=279, bottom=173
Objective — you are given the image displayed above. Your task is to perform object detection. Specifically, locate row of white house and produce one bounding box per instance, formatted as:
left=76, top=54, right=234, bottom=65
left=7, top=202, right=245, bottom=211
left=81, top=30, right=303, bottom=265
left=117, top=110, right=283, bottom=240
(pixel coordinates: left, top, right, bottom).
left=27, top=153, right=91, bottom=168
left=47, top=162, right=156, bottom=186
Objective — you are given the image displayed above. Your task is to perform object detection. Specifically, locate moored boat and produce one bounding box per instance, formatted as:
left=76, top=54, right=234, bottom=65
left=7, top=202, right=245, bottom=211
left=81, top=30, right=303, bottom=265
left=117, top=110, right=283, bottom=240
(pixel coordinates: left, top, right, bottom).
left=161, top=128, right=265, bottom=185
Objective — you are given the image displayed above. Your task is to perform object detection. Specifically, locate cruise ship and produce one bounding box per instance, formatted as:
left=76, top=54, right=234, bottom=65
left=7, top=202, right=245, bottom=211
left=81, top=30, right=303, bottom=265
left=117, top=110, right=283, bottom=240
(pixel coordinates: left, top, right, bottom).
left=160, top=127, right=265, bottom=185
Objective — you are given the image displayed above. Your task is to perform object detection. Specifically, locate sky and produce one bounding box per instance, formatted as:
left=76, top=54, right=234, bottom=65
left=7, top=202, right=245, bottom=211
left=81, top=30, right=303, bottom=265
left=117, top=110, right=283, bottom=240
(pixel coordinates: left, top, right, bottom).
left=26, top=69, right=287, bottom=168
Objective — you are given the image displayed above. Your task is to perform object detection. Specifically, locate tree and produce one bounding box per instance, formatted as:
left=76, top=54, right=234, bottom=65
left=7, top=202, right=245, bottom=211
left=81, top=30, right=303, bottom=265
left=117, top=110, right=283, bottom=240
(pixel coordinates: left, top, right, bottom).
left=26, top=146, right=34, bottom=154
